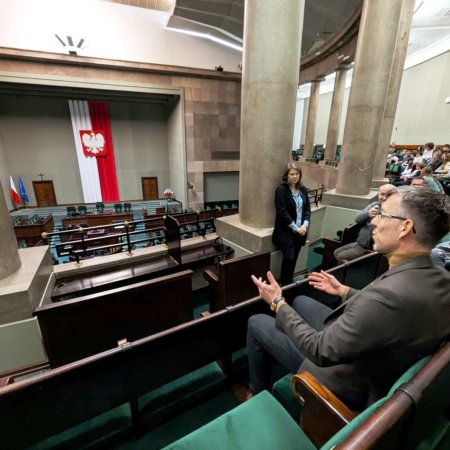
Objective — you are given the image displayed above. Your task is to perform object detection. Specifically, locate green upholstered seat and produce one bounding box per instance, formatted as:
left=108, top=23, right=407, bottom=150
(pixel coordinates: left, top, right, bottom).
left=33, top=403, right=132, bottom=449
left=164, top=357, right=433, bottom=450
left=162, top=391, right=315, bottom=450
left=271, top=356, right=431, bottom=449
left=114, top=203, right=122, bottom=213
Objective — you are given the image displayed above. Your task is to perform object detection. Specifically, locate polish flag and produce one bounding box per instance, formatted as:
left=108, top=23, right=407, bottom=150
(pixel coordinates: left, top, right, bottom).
left=68, top=100, right=119, bottom=203
left=10, top=176, right=20, bottom=205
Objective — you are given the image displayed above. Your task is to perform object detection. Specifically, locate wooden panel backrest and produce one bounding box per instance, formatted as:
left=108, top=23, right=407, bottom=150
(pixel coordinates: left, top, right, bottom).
left=0, top=309, right=230, bottom=449
left=35, top=270, right=194, bottom=367
left=210, top=251, right=271, bottom=312
left=340, top=222, right=362, bottom=245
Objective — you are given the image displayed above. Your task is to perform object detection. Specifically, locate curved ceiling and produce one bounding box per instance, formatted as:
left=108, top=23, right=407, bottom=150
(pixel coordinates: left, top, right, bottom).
left=103, top=0, right=450, bottom=66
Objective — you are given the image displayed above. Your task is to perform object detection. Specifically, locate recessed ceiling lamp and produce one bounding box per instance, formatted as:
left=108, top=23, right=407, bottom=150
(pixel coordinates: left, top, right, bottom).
left=168, top=27, right=243, bottom=52
left=55, top=34, right=88, bottom=55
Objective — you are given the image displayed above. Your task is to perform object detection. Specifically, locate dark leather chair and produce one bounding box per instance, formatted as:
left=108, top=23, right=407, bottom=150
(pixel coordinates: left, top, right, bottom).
left=66, top=206, right=77, bottom=217
left=96, top=202, right=105, bottom=214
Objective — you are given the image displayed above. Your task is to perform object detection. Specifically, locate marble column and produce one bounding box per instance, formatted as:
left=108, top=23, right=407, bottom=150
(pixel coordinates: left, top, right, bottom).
left=239, top=0, right=304, bottom=228
left=304, top=77, right=324, bottom=158
left=0, top=183, right=21, bottom=280
left=324, top=64, right=350, bottom=160
left=373, top=0, right=416, bottom=182
left=335, top=0, right=404, bottom=195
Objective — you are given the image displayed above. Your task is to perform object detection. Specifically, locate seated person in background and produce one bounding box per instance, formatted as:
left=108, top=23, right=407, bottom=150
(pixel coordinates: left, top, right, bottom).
left=427, top=150, right=443, bottom=172
left=238, top=187, right=450, bottom=411
left=333, top=184, right=395, bottom=263
left=411, top=176, right=426, bottom=187
left=421, top=142, right=435, bottom=162
left=431, top=241, right=450, bottom=269
left=435, top=152, right=450, bottom=177
left=421, top=166, right=445, bottom=193
left=394, top=161, right=421, bottom=185
left=413, top=150, right=423, bottom=165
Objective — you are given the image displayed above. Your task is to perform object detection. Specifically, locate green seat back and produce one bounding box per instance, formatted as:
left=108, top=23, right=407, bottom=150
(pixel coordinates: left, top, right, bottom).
left=162, top=391, right=315, bottom=450
left=322, top=356, right=430, bottom=449
left=114, top=203, right=122, bottom=213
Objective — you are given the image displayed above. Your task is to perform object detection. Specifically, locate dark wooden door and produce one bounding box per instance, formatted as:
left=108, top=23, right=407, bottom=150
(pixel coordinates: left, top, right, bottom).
left=33, top=180, right=57, bottom=206
left=142, top=177, right=159, bottom=200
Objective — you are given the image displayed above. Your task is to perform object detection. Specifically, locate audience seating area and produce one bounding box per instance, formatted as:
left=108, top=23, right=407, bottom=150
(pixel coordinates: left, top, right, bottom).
left=0, top=252, right=412, bottom=449
left=164, top=341, right=450, bottom=449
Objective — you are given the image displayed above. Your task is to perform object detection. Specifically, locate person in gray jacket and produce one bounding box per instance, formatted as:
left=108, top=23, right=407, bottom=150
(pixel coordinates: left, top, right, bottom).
left=333, top=184, right=396, bottom=263
left=235, top=187, right=450, bottom=411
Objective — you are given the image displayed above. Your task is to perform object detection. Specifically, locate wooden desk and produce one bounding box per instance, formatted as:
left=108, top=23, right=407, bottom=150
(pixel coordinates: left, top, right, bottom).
left=51, top=241, right=234, bottom=302
left=61, top=211, right=133, bottom=228
left=13, top=215, right=54, bottom=246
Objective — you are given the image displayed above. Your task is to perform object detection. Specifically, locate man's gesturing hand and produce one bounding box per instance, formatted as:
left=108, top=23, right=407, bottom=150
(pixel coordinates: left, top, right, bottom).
left=251, top=271, right=282, bottom=305
left=307, top=270, right=347, bottom=297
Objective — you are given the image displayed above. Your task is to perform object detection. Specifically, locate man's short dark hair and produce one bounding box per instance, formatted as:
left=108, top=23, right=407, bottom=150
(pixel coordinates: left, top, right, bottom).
left=397, top=186, right=450, bottom=248
left=424, top=142, right=434, bottom=150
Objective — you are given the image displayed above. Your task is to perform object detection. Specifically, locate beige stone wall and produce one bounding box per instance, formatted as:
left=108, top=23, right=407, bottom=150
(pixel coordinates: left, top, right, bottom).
left=0, top=54, right=241, bottom=210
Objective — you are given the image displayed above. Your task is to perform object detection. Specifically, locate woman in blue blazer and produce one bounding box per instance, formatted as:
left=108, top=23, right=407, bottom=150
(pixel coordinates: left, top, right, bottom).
left=272, top=163, right=311, bottom=285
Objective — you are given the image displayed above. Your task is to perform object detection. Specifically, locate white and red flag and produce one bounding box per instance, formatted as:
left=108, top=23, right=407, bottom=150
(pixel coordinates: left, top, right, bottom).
left=68, top=100, right=119, bottom=202
left=10, top=176, right=20, bottom=205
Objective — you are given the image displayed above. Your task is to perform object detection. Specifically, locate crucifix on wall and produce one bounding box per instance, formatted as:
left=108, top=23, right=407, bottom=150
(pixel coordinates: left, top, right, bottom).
left=38, top=173, right=44, bottom=181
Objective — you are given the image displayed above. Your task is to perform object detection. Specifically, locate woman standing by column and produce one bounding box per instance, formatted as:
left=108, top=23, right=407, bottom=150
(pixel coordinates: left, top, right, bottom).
left=272, top=163, right=311, bottom=285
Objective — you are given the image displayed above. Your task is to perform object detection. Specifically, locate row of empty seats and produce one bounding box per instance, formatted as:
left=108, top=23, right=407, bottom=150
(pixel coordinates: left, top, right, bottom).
left=66, top=202, right=132, bottom=217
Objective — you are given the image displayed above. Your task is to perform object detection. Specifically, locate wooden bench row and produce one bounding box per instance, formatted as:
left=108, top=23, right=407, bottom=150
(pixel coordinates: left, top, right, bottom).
left=39, top=252, right=271, bottom=367
left=1, top=252, right=389, bottom=448
left=51, top=216, right=235, bottom=302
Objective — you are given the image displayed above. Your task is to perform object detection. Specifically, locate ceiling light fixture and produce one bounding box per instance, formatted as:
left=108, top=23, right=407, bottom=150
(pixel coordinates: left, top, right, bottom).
left=168, top=27, right=243, bottom=52
left=55, top=34, right=88, bottom=55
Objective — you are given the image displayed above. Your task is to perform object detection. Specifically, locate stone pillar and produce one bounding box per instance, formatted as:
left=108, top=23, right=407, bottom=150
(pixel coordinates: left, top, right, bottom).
left=239, top=0, right=304, bottom=228
left=304, top=77, right=324, bottom=158
left=373, top=0, right=416, bottom=182
left=335, top=0, right=404, bottom=195
left=0, top=183, right=21, bottom=280
left=324, top=64, right=350, bottom=160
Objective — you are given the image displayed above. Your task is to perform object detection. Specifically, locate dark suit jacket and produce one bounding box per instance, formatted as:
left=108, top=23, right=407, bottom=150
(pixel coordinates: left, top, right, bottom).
left=272, top=183, right=311, bottom=247
left=276, top=255, right=450, bottom=409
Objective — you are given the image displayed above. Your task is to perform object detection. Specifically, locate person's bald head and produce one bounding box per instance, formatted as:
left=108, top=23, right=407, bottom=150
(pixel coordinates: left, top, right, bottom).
left=378, top=184, right=396, bottom=203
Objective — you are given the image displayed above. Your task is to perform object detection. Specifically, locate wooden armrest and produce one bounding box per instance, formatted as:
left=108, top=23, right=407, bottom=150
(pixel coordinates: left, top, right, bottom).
left=292, top=371, right=356, bottom=447
left=203, top=268, right=219, bottom=285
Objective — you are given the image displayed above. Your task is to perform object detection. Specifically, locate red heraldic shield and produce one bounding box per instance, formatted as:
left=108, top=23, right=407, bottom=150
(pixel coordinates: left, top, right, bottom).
left=79, top=130, right=108, bottom=157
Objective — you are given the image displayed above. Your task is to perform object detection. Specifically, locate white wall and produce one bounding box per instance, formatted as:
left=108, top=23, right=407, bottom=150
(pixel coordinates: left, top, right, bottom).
left=298, top=51, right=449, bottom=148
left=392, top=51, right=450, bottom=144
left=110, top=101, right=169, bottom=201
left=0, top=131, right=13, bottom=210
left=0, top=0, right=242, bottom=72
left=0, top=94, right=173, bottom=205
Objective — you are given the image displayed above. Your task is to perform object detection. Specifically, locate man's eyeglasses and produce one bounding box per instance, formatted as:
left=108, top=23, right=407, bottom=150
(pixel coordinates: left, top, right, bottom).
left=375, top=208, right=416, bottom=233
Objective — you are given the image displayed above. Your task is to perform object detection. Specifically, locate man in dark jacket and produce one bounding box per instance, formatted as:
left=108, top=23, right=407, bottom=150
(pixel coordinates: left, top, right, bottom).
left=334, top=184, right=395, bottom=262
left=241, top=187, right=450, bottom=411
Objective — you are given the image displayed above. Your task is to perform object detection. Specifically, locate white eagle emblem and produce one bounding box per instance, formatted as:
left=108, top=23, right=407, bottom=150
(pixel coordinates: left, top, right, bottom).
left=81, top=131, right=105, bottom=155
